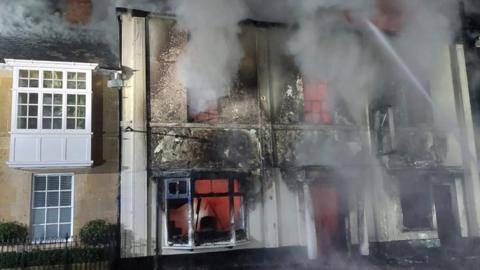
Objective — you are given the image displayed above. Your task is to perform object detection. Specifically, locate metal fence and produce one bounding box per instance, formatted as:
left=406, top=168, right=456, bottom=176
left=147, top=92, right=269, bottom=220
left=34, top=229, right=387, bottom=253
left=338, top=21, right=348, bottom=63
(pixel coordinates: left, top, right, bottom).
left=0, top=236, right=118, bottom=270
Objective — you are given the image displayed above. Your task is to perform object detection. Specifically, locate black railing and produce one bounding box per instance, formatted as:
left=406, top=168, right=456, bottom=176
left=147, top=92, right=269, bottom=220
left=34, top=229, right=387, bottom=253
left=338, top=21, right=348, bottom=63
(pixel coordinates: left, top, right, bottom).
left=0, top=236, right=118, bottom=269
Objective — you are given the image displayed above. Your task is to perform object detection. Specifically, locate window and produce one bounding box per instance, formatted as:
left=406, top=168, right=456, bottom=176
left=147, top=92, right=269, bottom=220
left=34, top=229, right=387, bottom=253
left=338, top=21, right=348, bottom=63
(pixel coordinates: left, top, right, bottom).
left=188, top=97, right=218, bottom=124
left=372, top=106, right=395, bottom=154
left=7, top=59, right=96, bottom=168
left=165, top=174, right=246, bottom=247
left=31, top=174, right=73, bottom=241
left=303, top=80, right=331, bottom=124
left=42, top=94, right=63, bottom=129
left=67, top=72, right=87, bottom=90
left=17, top=93, right=38, bottom=129
left=19, top=69, right=39, bottom=88
left=399, top=175, right=434, bottom=230
left=66, top=94, right=86, bottom=129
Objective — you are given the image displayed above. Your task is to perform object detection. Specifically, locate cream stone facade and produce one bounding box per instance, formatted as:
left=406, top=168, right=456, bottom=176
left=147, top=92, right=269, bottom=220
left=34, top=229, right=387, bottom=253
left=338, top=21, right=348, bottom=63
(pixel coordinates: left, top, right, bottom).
left=0, top=67, right=119, bottom=236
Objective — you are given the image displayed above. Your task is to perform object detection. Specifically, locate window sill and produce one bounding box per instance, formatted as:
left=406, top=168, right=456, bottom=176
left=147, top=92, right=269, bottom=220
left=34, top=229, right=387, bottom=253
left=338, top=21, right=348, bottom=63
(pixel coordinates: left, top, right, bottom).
left=163, top=239, right=249, bottom=251
left=7, top=161, right=93, bottom=169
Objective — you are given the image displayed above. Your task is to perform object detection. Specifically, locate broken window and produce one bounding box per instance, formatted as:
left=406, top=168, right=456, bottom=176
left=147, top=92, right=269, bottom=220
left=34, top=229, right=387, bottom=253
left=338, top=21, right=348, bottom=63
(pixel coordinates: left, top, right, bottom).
left=187, top=91, right=218, bottom=124
left=372, top=106, right=395, bottom=154
left=399, top=175, right=434, bottom=230
left=303, top=80, right=331, bottom=124
left=165, top=174, right=246, bottom=247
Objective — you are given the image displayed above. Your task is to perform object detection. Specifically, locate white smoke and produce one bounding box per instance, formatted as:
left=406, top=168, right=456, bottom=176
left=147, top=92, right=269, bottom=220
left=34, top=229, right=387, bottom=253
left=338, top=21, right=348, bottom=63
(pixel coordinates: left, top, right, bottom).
left=172, top=0, right=248, bottom=113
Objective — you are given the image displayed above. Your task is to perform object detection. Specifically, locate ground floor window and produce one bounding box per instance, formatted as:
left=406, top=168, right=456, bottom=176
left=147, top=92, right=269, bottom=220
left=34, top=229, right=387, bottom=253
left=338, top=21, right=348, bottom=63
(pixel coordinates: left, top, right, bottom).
left=165, top=174, right=246, bottom=247
left=399, top=175, right=434, bottom=230
left=31, top=174, right=73, bottom=241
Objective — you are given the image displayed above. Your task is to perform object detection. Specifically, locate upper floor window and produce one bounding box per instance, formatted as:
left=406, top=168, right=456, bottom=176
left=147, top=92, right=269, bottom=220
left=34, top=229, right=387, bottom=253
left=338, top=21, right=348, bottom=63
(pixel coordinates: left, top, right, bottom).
left=6, top=59, right=97, bottom=168
left=303, top=80, right=331, bottom=124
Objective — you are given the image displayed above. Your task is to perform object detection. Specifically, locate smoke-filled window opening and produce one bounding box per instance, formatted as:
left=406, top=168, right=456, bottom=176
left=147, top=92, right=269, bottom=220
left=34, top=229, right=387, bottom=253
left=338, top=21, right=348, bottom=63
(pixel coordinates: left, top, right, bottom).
left=372, top=106, right=395, bottom=154
left=398, top=175, right=434, bottom=230
left=303, top=80, right=332, bottom=124
left=164, top=173, right=247, bottom=248
left=187, top=93, right=218, bottom=124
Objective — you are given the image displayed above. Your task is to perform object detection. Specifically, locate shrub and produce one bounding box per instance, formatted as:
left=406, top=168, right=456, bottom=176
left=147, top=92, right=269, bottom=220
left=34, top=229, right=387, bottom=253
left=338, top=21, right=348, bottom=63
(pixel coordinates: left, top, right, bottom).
left=0, top=222, right=28, bottom=243
left=79, top=220, right=117, bottom=245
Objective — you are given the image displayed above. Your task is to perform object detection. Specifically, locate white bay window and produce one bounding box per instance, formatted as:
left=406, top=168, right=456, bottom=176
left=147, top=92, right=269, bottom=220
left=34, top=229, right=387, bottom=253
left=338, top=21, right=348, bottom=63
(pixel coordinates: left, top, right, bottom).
left=6, top=59, right=97, bottom=168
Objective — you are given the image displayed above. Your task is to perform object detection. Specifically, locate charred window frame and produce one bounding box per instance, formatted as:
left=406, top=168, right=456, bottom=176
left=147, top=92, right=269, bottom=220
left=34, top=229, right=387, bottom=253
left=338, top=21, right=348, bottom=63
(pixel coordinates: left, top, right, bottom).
left=164, top=173, right=247, bottom=248
left=372, top=106, right=395, bottom=154
left=398, top=174, right=435, bottom=231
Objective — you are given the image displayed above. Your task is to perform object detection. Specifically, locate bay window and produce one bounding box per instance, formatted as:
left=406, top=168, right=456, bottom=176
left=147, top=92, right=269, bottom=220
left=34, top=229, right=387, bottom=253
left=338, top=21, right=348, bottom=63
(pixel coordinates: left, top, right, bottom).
left=165, top=173, right=247, bottom=248
left=6, top=59, right=97, bottom=168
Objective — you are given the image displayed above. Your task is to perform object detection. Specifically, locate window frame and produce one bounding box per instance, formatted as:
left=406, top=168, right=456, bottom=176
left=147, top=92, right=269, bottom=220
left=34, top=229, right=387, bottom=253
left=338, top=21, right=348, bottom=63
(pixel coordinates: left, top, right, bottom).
left=7, top=59, right=95, bottom=135
left=398, top=174, right=435, bottom=231
left=163, top=173, right=248, bottom=249
left=30, top=173, right=75, bottom=242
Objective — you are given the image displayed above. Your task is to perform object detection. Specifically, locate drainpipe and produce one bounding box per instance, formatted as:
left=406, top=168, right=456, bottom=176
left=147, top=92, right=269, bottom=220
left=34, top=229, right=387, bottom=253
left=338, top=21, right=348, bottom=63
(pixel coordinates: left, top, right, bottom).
left=303, top=182, right=318, bottom=260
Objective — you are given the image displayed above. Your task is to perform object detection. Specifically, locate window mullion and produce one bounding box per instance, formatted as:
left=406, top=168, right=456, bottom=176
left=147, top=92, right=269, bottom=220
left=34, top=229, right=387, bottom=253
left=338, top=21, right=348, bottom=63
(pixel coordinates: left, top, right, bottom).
left=228, top=176, right=236, bottom=244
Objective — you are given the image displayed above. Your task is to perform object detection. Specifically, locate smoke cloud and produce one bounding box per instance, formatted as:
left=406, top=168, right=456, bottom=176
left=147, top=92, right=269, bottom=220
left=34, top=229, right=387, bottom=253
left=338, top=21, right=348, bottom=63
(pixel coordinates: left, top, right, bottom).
left=172, top=0, right=247, bottom=113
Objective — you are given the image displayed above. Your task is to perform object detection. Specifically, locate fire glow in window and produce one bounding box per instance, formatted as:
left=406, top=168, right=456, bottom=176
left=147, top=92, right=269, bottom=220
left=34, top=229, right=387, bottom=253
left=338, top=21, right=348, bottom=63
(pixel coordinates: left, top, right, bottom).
left=165, top=175, right=246, bottom=248
left=303, top=80, right=331, bottom=124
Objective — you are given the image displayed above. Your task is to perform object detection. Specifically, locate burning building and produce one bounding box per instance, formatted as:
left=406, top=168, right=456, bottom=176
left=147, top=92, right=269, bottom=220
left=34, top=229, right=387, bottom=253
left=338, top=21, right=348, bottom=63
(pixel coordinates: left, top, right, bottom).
left=118, top=0, right=480, bottom=267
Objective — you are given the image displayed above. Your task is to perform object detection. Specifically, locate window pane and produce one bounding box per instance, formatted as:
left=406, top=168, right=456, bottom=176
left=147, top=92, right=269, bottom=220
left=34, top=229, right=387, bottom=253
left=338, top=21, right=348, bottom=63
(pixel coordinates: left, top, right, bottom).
left=78, top=72, right=86, bottom=80
left=53, top=106, right=62, bottom=117
left=78, top=95, right=86, bottom=105
left=43, top=94, right=52, bottom=104
left=60, top=191, right=71, bottom=206
left=60, top=176, right=72, bottom=190
left=32, top=209, right=45, bottom=224
left=67, top=72, right=76, bottom=80
left=67, top=95, right=76, bottom=105
left=42, top=119, right=52, bottom=129
left=18, top=93, right=28, bottom=103
left=18, top=105, right=28, bottom=116
left=29, top=93, right=38, bottom=104
left=59, top=224, right=71, bottom=238
left=60, top=208, right=71, bottom=222
left=47, top=176, right=59, bottom=190
left=29, top=105, right=38, bottom=116
left=28, top=118, right=37, bottom=129
left=54, top=94, right=62, bottom=105
left=17, top=118, right=27, bottom=129
left=77, top=107, right=85, bottom=117
left=34, top=177, right=47, bottom=190
left=43, top=106, right=52, bottom=116
left=44, top=71, right=52, bottom=79
left=47, top=192, right=59, bottom=207
left=46, top=224, right=58, bottom=239
left=33, top=192, right=46, bottom=207
left=53, top=80, right=63, bottom=88
left=19, top=70, right=28, bottom=78
left=30, top=70, right=39, bottom=78
left=54, top=71, right=63, bottom=79
left=77, top=119, right=85, bottom=129
left=46, top=208, right=59, bottom=223
left=178, top=181, right=187, bottom=194
left=30, top=79, right=39, bottom=88
left=67, top=106, right=75, bottom=117
left=53, top=119, right=62, bottom=129
left=32, top=225, right=45, bottom=241
left=67, top=81, right=76, bottom=89
left=19, top=79, right=28, bottom=87
left=43, top=80, right=53, bottom=88
left=67, top=119, right=75, bottom=129
left=78, top=81, right=86, bottom=89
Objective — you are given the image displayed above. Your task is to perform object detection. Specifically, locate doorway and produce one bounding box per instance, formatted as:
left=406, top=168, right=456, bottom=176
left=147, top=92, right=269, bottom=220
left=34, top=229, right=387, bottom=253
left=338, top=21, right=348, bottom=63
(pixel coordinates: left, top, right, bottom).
left=310, top=181, right=347, bottom=256
left=433, top=184, right=460, bottom=248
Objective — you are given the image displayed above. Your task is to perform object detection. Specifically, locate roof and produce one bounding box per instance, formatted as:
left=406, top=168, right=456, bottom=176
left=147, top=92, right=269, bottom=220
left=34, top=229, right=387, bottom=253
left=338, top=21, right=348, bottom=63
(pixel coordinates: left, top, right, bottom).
left=0, top=35, right=120, bottom=70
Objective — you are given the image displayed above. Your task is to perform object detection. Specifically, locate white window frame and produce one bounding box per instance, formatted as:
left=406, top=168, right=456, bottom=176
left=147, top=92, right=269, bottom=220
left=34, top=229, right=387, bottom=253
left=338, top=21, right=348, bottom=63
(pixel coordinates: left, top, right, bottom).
left=31, top=173, right=75, bottom=242
left=6, top=59, right=96, bottom=134
left=6, top=59, right=97, bottom=168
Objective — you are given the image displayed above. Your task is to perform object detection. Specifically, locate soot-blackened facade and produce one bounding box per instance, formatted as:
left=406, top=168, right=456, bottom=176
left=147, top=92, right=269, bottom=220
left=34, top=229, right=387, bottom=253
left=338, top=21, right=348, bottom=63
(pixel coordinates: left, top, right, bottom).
left=119, top=9, right=480, bottom=265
